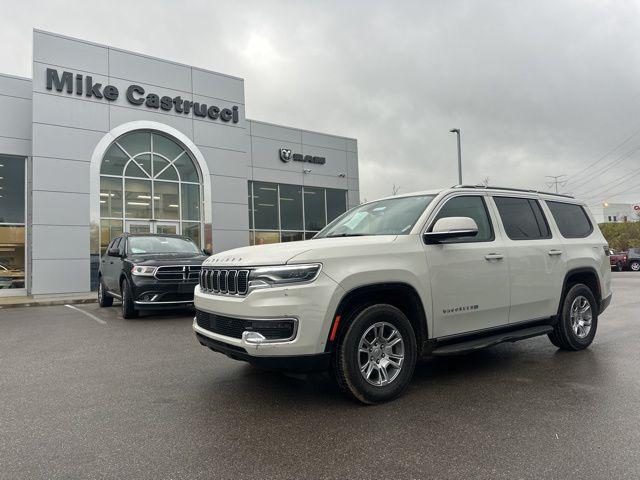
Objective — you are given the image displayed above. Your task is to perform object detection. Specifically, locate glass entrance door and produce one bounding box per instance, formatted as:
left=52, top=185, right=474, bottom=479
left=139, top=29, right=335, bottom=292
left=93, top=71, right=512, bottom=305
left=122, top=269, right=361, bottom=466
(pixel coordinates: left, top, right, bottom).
left=125, top=221, right=179, bottom=235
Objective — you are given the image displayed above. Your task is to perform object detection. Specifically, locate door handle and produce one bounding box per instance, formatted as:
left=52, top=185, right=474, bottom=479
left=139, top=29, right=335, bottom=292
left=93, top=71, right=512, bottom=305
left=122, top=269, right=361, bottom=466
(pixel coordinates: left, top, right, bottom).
left=484, top=253, right=504, bottom=260
left=548, top=249, right=563, bottom=256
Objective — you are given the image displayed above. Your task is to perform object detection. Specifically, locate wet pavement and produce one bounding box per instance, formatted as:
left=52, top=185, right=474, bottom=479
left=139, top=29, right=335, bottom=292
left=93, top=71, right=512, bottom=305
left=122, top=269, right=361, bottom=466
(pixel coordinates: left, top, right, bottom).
left=1, top=272, right=639, bottom=479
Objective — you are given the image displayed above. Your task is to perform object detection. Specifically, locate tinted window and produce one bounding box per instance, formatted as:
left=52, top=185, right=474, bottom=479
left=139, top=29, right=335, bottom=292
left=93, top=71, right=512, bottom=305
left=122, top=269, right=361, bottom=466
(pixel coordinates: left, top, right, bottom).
left=279, top=184, right=303, bottom=230
left=253, top=182, right=279, bottom=230
left=304, top=187, right=326, bottom=232
left=431, top=195, right=494, bottom=243
left=494, top=197, right=551, bottom=240
left=326, top=189, right=347, bottom=223
left=546, top=201, right=593, bottom=238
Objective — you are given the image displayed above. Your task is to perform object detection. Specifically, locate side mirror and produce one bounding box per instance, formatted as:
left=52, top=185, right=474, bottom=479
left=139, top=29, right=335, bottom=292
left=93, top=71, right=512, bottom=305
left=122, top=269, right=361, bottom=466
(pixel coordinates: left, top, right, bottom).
left=107, top=247, right=121, bottom=257
left=423, top=217, right=478, bottom=244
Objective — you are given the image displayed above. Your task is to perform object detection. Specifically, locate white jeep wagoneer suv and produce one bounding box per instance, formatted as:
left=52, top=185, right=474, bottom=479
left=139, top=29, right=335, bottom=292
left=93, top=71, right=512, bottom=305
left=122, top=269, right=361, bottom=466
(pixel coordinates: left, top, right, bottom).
left=193, top=186, right=612, bottom=403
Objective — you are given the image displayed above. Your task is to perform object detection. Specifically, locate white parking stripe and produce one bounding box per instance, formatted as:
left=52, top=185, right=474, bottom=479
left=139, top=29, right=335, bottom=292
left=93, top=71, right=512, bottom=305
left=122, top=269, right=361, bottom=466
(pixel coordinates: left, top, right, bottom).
left=65, top=304, right=107, bottom=325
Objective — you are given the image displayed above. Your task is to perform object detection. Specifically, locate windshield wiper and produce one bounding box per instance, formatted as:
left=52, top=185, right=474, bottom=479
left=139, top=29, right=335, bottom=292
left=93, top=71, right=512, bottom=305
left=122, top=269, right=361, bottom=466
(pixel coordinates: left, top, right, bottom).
left=325, top=233, right=367, bottom=238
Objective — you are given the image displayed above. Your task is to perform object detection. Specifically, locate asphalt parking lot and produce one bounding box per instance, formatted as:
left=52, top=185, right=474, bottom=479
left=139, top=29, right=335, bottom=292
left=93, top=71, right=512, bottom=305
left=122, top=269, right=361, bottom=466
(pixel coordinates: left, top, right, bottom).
left=1, top=273, right=639, bottom=480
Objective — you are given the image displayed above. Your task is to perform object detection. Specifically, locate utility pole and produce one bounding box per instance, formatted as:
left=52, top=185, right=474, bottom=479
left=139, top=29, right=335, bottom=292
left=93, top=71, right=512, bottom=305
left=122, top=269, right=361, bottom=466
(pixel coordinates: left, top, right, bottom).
left=450, top=128, right=462, bottom=184
left=545, top=174, right=567, bottom=193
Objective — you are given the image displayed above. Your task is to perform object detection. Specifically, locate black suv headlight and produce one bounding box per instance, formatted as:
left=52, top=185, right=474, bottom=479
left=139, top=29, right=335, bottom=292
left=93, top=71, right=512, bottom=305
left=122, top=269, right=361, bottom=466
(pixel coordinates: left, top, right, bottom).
left=131, top=265, right=157, bottom=276
left=248, top=264, right=321, bottom=289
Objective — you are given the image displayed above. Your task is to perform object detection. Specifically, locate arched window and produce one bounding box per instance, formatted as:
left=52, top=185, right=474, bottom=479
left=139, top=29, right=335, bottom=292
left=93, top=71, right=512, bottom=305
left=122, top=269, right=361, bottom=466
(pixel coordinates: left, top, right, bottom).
left=99, top=131, right=202, bottom=251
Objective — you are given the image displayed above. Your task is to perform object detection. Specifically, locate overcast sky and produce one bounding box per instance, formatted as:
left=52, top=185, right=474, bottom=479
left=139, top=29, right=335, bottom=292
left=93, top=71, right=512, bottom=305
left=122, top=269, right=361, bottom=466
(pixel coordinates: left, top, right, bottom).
left=3, top=0, right=640, bottom=216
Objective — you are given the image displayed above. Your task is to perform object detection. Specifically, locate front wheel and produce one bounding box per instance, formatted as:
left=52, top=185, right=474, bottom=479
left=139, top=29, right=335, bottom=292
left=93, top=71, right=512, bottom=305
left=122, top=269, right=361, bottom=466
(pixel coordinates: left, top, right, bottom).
left=121, top=279, right=138, bottom=319
left=629, top=261, right=640, bottom=272
left=334, top=304, right=417, bottom=404
left=548, top=284, right=597, bottom=351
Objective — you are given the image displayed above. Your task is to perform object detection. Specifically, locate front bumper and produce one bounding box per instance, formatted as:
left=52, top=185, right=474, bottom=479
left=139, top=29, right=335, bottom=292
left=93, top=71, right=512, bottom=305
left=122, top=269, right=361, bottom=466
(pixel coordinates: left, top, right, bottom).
left=195, top=332, right=330, bottom=372
left=193, top=271, right=343, bottom=358
left=130, top=277, right=197, bottom=309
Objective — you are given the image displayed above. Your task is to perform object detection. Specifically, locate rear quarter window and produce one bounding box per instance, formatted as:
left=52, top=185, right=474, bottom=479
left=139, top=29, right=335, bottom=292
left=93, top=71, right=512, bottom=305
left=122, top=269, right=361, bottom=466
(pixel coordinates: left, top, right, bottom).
left=545, top=201, right=593, bottom=238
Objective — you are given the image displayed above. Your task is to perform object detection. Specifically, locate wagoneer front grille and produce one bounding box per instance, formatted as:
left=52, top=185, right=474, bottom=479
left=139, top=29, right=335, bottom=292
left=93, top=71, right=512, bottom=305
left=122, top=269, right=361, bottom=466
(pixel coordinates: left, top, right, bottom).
left=199, top=268, right=249, bottom=295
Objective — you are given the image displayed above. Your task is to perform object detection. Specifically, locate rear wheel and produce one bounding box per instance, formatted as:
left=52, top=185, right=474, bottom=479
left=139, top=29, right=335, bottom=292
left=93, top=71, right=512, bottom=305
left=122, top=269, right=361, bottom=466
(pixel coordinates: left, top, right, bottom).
left=334, top=304, right=417, bottom=404
left=548, top=283, right=597, bottom=350
left=121, top=279, right=138, bottom=319
left=630, top=260, right=640, bottom=272
left=98, top=278, right=113, bottom=307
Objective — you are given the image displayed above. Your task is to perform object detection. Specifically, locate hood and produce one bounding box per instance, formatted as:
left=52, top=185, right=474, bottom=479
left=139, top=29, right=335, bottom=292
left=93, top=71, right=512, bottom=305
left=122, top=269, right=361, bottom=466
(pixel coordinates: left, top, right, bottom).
left=204, top=235, right=398, bottom=267
left=128, top=252, right=208, bottom=267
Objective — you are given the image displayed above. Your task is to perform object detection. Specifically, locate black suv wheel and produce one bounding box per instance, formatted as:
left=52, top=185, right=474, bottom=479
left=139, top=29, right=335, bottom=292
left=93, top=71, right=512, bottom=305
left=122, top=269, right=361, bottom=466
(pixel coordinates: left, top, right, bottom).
left=121, top=278, right=139, bottom=319
left=629, top=260, right=640, bottom=272
left=548, top=283, right=597, bottom=350
left=98, top=278, right=113, bottom=307
left=334, top=304, right=417, bottom=404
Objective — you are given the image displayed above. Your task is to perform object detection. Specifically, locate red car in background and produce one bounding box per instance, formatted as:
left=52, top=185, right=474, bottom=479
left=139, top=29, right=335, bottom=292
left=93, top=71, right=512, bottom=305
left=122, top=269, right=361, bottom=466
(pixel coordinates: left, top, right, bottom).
left=608, top=249, right=627, bottom=271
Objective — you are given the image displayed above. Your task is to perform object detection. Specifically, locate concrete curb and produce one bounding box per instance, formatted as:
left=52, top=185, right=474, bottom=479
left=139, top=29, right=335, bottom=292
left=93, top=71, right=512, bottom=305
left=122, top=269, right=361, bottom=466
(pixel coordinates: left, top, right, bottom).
left=0, top=297, right=98, bottom=309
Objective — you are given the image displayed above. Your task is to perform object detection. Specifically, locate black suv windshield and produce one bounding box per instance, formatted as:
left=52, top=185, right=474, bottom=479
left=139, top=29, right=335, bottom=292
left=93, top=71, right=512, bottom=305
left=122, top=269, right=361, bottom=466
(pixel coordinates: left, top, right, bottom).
left=316, top=195, right=436, bottom=238
left=127, top=236, right=200, bottom=255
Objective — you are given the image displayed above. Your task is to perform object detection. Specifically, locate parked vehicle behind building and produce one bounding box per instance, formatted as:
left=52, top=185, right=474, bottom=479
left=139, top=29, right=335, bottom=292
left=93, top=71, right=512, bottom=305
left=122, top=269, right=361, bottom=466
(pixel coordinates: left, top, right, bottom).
left=98, top=234, right=208, bottom=318
left=193, top=186, right=612, bottom=404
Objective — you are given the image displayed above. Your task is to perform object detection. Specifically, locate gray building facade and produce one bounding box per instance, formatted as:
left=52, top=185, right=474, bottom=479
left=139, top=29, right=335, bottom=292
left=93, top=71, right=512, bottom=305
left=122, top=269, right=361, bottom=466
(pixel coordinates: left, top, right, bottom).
left=0, top=30, right=359, bottom=296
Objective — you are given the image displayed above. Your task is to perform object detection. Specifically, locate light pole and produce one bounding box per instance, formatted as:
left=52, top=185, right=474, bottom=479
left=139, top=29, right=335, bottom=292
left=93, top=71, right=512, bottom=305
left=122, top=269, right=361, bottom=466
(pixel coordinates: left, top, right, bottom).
left=450, top=128, right=462, bottom=185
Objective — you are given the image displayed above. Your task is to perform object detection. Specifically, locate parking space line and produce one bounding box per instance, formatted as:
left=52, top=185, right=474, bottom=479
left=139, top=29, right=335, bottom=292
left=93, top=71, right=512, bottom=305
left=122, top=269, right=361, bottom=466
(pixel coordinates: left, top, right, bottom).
left=65, top=304, right=107, bottom=325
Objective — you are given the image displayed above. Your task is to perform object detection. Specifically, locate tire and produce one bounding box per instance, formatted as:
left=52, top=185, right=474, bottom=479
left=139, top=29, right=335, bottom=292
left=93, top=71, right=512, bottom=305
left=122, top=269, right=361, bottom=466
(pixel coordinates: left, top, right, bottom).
left=548, top=283, right=598, bottom=351
left=98, top=278, right=113, bottom=307
left=121, top=278, right=138, bottom=319
left=629, top=261, right=640, bottom=272
left=334, top=304, right=417, bottom=404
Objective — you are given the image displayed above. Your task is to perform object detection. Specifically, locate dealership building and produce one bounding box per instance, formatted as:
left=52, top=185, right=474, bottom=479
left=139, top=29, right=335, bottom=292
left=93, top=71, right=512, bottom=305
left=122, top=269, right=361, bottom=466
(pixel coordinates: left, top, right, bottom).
left=0, top=30, right=359, bottom=296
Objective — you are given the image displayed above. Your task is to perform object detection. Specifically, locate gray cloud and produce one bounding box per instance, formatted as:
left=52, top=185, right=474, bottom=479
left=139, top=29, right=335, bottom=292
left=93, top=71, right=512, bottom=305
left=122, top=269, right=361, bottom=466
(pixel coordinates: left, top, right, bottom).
left=4, top=0, right=640, bottom=216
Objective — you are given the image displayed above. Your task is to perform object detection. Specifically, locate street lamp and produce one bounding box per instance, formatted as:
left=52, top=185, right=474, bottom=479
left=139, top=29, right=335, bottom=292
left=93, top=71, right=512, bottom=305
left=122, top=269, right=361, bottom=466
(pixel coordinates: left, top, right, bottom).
left=450, top=128, right=462, bottom=185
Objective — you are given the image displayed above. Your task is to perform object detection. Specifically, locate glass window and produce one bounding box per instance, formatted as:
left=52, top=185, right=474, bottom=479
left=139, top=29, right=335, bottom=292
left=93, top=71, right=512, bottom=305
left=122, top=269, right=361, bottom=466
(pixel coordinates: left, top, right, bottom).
left=326, top=189, right=347, bottom=223
left=494, top=197, right=551, bottom=240
left=431, top=196, right=494, bottom=243
left=100, top=143, right=129, bottom=175
left=248, top=182, right=254, bottom=230
left=183, top=222, right=201, bottom=248
left=153, top=133, right=183, bottom=161
left=280, top=184, right=303, bottom=230
left=100, top=220, right=123, bottom=253
left=0, top=226, right=25, bottom=289
left=254, top=182, right=279, bottom=230
left=153, top=156, right=178, bottom=180
left=125, top=179, right=152, bottom=219
left=100, top=177, right=122, bottom=218
left=182, top=184, right=200, bottom=221
left=0, top=155, right=25, bottom=223
left=304, top=187, right=326, bottom=231
left=281, top=231, right=304, bottom=242
left=174, top=154, right=199, bottom=182
left=305, top=232, right=318, bottom=240
left=317, top=195, right=435, bottom=238
left=546, top=201, right=593, bottom=238
left=117, top=131, right=150, bottom=157
left=254, top=231, right=280, bottom=245
left=154, top=181, right=179, bottom=220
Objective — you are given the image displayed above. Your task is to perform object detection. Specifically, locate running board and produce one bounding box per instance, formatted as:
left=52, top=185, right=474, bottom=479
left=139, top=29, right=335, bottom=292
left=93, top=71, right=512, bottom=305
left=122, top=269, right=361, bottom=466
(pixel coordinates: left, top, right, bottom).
left=431, top=325, right=554, bottom=356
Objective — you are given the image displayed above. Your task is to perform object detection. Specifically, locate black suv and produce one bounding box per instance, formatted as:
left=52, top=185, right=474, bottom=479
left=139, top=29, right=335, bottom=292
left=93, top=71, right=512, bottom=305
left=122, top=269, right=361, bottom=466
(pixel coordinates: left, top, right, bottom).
left=627, top=247, right=640, bottom=272
left=98, top=233, right=208, bottom=318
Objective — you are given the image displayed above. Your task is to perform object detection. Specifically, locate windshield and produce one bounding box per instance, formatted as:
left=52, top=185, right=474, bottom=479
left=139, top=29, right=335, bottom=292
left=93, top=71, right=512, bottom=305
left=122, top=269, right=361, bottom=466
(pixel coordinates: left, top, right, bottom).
left=127, top=236, right=200, bottom=255
left=316, top=195, right=436, bottom=238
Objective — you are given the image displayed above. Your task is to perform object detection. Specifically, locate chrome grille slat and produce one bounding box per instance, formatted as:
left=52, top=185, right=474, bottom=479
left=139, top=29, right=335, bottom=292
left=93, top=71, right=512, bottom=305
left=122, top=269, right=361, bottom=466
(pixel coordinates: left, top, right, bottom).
left=200, top=268, right=250, bottom=296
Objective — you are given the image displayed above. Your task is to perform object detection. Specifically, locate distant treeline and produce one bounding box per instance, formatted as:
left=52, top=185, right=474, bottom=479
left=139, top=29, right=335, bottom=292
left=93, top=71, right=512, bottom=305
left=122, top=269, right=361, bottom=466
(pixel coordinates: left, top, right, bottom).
left=599, top=222, right=640, bottom=251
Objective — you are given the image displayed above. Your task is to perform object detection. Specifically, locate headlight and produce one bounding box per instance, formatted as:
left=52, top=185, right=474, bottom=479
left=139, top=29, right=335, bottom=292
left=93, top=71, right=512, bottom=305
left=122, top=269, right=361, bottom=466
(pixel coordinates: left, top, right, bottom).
left=131, top=265, right=157, bottom=276
left=248, top=264, right=321, bottom=289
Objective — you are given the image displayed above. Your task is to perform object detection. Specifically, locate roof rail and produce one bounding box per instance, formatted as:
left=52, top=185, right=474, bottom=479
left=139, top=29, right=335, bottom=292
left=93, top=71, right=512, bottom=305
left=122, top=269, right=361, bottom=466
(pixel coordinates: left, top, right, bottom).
left=451, top=184, right=575, bottom=199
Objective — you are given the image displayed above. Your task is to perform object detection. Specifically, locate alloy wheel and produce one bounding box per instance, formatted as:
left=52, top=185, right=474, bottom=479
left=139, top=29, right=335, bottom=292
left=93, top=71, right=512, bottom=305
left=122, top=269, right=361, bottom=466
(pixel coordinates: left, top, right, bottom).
left=570, top=295, right=592, bottom=339
left=357, top=322, right=405, bottom=386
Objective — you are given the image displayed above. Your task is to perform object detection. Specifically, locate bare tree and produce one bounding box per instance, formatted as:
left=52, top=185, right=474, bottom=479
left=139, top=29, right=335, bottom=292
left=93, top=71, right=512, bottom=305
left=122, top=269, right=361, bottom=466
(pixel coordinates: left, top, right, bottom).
left=391, top=183, right=401, bottom=196
left=481, top=176, right=490, bottom=187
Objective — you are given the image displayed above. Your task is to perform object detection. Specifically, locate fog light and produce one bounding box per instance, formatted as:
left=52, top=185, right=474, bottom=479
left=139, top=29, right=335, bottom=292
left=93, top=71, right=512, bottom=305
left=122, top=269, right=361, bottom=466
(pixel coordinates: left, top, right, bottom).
left=242, top=331, right=267, bottom=344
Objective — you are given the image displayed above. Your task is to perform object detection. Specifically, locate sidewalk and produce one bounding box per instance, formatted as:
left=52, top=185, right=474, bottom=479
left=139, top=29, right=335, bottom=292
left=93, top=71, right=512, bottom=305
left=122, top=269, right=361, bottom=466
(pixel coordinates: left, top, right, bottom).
left=0, top=292, right=97, bottom=309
